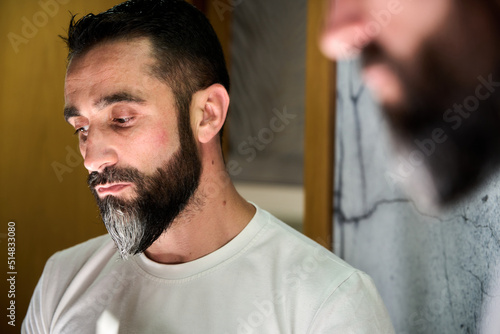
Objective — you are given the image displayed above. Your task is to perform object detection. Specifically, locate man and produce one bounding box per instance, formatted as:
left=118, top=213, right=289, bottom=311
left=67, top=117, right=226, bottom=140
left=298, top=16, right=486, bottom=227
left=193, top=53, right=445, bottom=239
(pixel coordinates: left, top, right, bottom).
left=22, top=1, right=394, bottom=333
left=321, top=0, right=500, bottom=207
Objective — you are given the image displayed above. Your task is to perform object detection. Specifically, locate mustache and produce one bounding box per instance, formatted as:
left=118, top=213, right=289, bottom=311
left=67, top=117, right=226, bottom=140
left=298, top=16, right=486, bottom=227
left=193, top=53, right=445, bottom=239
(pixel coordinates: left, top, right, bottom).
left=87, top=167, right=142, bottom=189
left=361, top=42, right=402, bottom=73
left=361, top=42, right=386, bottom=68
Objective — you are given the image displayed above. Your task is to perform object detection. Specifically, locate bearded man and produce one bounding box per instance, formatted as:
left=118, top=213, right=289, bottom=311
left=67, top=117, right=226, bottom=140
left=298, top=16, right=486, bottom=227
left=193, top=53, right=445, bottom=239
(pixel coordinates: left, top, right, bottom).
left=22, top=1, right=394, bottom=333
left=321, top=0, right=500, bottom=207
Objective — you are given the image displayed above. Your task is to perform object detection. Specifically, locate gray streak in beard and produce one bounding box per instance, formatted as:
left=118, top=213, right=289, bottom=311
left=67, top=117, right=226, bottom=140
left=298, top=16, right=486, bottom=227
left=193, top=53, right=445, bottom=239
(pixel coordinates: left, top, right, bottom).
left=101, top=200, right=145, bottom=260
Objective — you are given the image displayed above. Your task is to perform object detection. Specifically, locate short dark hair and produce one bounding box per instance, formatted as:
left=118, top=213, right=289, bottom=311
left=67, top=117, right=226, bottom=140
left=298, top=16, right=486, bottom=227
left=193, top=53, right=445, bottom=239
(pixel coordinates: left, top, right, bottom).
left=62, top=0, right=229, bottom=139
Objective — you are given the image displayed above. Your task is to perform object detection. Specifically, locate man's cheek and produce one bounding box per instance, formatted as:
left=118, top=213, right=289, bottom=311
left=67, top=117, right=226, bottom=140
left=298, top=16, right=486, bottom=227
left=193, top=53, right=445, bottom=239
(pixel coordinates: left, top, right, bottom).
left=133, top=127, right=173, bottom=151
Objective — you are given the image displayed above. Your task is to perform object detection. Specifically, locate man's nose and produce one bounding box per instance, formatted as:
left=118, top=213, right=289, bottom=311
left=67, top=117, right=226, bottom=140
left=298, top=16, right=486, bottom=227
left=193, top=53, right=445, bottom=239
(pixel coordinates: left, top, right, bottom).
left=320, top=0, right=370, bottom=60
left=81, top=130, right=118, bottom=174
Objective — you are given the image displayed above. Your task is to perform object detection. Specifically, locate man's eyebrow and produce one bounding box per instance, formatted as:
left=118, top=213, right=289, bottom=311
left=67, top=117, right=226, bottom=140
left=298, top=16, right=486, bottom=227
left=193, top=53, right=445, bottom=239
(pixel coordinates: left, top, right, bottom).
left=95, top=92, right=146, bottom=110
left=63, top=92, right=146, bottom=122
left=64, top=106, right=79, bottom=122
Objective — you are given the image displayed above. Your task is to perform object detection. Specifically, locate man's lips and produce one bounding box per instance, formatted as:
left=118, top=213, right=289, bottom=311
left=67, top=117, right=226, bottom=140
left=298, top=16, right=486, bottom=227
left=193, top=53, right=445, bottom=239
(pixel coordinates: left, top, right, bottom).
left=95, top=183, right=132, bottom=196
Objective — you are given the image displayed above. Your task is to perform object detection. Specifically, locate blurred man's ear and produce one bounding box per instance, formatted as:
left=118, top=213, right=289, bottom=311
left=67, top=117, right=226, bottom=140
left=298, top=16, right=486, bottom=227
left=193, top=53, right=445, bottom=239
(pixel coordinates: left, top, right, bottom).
left=191, top=84, right=229, bottom=144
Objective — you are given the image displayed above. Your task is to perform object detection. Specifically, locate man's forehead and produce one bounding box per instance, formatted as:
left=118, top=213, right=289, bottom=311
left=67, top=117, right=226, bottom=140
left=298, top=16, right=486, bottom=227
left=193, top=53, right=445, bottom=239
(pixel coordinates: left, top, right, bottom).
left=63, top=38, right=166, bottom=118
left=66, top=37, right=156, bottom=76
left=64, top=38, right=159, bottom=97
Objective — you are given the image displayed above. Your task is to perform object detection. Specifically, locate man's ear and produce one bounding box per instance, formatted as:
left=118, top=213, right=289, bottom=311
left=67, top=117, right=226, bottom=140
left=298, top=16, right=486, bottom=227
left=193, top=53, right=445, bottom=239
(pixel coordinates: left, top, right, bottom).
left=191, top=84, right=229, bottom=144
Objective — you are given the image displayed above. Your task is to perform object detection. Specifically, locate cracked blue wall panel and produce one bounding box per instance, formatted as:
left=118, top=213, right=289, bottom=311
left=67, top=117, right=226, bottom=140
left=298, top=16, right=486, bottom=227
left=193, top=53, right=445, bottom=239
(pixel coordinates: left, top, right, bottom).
left=334, top=60, right=500, bottom=333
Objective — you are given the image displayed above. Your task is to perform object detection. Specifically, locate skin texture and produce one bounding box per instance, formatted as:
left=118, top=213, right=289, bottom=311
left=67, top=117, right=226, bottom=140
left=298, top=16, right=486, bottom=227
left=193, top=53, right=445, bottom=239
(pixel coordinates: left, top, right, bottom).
left=65, top=38, right=255, bottom=263
left=320, top=0, right=500, bottom=206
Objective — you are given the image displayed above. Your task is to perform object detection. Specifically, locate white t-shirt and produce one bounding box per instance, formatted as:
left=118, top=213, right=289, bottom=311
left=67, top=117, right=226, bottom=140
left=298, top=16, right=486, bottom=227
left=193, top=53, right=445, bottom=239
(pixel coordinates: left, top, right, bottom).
left=23, top=206, right=394, bottom=334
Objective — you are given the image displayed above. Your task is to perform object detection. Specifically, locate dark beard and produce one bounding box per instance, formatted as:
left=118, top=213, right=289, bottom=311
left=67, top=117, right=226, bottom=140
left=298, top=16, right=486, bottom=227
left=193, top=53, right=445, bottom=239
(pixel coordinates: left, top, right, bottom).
left=362, top=42, right=500, bottom=206
left=87, top=112, right=202, bottom=259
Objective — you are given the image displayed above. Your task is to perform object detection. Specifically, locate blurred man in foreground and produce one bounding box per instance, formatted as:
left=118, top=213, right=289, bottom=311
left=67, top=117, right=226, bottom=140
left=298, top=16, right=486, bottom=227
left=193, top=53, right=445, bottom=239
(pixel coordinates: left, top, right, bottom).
left=321, top=0, right=500, bottom=207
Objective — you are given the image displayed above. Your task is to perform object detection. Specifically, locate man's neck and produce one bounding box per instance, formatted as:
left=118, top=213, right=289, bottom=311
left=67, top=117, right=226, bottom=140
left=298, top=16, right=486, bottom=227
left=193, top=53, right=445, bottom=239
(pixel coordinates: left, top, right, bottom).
left=143, top=168, right=256, bottom=264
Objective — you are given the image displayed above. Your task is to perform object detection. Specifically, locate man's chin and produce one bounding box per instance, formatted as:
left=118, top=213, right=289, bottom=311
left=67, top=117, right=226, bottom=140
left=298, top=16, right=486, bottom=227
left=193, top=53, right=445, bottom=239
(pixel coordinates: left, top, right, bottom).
left=388, top=119, right=500, bottom=212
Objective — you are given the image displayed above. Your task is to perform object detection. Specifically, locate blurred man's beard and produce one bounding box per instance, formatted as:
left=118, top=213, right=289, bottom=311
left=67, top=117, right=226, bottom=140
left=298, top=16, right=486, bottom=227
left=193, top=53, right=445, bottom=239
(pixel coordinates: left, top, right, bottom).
left=362, top=42, right=500, bottom=206
left=87, top=116, right=201, bottom=259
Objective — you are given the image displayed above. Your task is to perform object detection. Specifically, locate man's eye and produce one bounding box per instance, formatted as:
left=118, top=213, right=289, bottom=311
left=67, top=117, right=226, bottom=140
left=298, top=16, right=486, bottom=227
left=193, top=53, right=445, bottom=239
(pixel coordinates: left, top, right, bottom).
left=113, top=117, right=133, bottom=124
left=73, top=126, right=89, bottom=135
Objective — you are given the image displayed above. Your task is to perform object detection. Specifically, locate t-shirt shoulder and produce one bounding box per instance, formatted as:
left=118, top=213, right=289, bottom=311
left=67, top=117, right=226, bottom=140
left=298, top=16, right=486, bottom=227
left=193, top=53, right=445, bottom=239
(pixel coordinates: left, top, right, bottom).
left=253, top=208, right=391, bottom=332
left=261, top=208, right=355, bottom=270
left=47, top=234, right=116, bottom=283
left=257, top=208, right=359, bottom=291
left=24, top=234, right=117, bottom=332
left=50, top=234, right=114, bottom=264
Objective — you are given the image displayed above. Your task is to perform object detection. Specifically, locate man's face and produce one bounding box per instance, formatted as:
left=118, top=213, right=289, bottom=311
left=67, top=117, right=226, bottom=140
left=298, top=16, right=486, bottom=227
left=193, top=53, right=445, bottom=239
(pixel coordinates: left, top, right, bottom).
left=64, top=38, right=201, bottom=258
left=321, top=0, right=500, bottom=205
